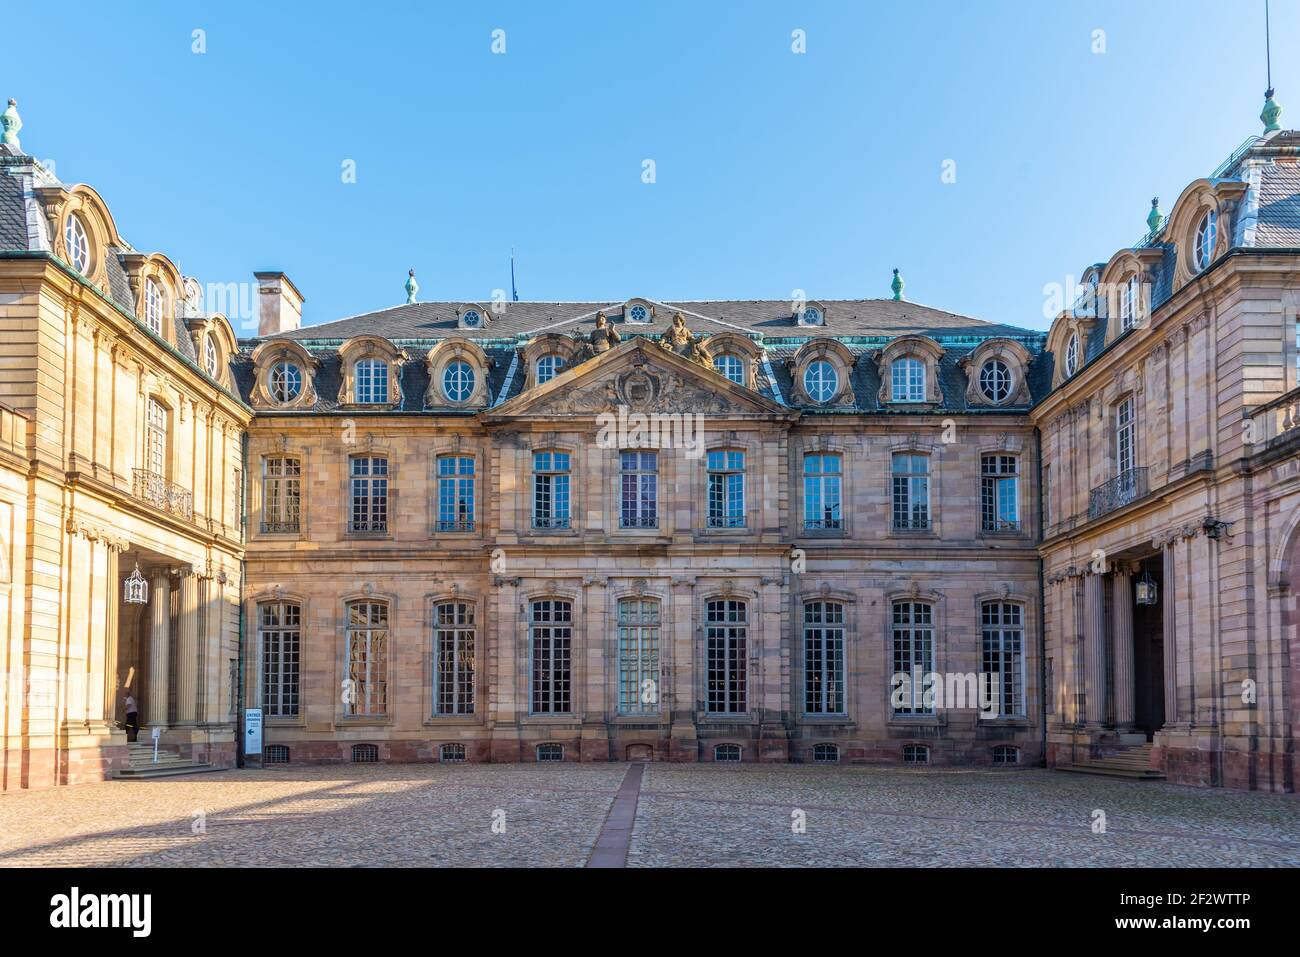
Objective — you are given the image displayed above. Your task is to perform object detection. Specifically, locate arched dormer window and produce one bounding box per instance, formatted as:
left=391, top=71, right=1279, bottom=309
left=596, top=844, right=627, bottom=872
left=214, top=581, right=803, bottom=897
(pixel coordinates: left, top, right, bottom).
left=144, top=278, right=165, bottom=336
left=1065, top=333, right=1080, bottom=377
left=714, top=354, right=744, bottom=385
left=623, top=299, right=655, bottom=324
left=338, top=336, right=408, bottom=409
left=456, top=304, right=490, bottom=331
left=702, top=333, right=762, bottom=391
left=65, top=214, right=91, bottom=274
left=425, top=338, right=490, bottom=409
left=521, top=333, right=584, bottom=390
left=1164, top=177, right=1246, bottom=291
left=876, top=335, right=944, bottom=406
left=1193, top=210, right=1217, bottom=273
left=536, top=354, right=565, bottom=384
left=250, top=340, right=319, bottom=409
left=960, top=337, right=1032, bottom=407
left=794, top=300, right=828, bottom=327
left=37, top=183, right=123, bottom=290
left=790, top=338, right=855, bottom=408
left=122, top=252, right=183, bottom=344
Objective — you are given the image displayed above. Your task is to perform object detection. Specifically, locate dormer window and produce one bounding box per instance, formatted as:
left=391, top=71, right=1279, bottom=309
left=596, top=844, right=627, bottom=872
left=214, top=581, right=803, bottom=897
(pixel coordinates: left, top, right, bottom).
left=1194, top=210, right=1217, bottom=272
left=891, top=357, right=925, bottom=402
left=270, top=361, right=303, bottom=403
left=144, top=279, right=165, bottom=336
left=64, top=214, right=90, bottom=274
left=978, top=359, right=1011, bottom=402
left=443, top=360, right=475, bottom=402
left=714, top=354, right=744, bottom=385
left=536, top=354, right=565, bottom=385
left=1064, top=333, right=1080, bottom=377
left=355, top=358, right=389, bottom=404
left=204, top=336, right=219, bottom=377
left=803, top=360, right=839, bottom=403
left=1119, top=275, right=1140, bottom=332
left=800, top=306, right=823, bottom=326
left=461, top=309, right=482, bottom=329
left=626, top=302, right=652, bottom=324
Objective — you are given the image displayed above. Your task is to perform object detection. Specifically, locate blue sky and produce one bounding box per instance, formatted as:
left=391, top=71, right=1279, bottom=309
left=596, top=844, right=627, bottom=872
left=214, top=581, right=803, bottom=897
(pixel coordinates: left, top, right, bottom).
left=6, top=0, right=1294, bottom=332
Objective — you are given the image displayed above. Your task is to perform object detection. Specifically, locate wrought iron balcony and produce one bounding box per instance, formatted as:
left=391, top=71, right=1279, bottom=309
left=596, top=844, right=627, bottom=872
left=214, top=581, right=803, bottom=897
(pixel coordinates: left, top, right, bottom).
left=532, top=516, right=571, bottom=529
left=1089, top=467, right=1149, bottom=520
left=132, top=469, right=193, bottom=522
left=260, top=520, right=300, bottom=534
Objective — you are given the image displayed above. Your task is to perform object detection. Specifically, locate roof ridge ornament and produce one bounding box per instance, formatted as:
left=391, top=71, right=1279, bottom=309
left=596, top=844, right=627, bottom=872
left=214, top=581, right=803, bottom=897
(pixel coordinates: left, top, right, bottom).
left=1, top=99, right=21, bottom=152
left=1261, top=87, right=1282, bottom=133
left=891, top=268, right=905, bottom=302
left=404, top=269, right=418, bottom=304
left=1146, top=197, right=1163, bottom=237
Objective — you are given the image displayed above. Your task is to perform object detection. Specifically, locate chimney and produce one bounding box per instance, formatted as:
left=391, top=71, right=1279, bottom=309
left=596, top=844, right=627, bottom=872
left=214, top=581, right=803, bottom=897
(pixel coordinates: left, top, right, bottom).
left=255, top=271, right=304, bottom=336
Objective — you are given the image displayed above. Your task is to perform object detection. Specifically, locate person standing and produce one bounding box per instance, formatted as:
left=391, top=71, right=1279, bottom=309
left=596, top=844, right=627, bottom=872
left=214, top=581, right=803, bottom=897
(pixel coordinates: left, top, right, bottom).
left=124, top=692, right=139, bottom=743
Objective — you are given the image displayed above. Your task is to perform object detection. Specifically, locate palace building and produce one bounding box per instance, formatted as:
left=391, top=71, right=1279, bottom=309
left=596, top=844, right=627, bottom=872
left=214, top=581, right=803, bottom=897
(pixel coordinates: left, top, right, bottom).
left=1, top=98, right=1297, bottom=791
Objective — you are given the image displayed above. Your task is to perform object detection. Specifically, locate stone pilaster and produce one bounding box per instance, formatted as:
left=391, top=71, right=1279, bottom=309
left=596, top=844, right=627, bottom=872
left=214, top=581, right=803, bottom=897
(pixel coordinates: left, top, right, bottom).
left=146, top=573, right=171, bottom=729
left=1112, top=565, right=1136, bottom=731
left=1162, top=543, right=1178, bottom=725
left=668, top=576, right=698, bottom=761
left=175, top=569, right=200, bottom=724
left=1083, top=571, right=1107, bottom=727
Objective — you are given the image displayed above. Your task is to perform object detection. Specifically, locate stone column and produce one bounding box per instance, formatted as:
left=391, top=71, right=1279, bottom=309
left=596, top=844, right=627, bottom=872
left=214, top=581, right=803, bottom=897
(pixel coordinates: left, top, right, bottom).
left=204, top=573, right=225, bottom=724
left=175, top=569, right=200, bottom=724
left=1112, top=565, right=1136, bottom=731
left=102, top=544, right=120, bottom=726
left=1083, top=571, right=1107, bottom=726
left=1161, top=543, right=1178, bottom=725
left=146, top=573, right=171, bottom=729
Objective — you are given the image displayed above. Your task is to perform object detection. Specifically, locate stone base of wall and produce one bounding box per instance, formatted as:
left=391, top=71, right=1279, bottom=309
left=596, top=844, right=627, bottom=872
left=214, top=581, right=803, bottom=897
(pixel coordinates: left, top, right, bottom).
left=0, top=742, right=131, bottom=791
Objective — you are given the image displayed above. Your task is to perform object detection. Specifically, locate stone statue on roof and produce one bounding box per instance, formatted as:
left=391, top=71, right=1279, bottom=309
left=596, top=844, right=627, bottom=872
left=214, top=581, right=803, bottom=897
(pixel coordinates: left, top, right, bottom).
left=657, top=312, right=712, bottom=366
left=587, top=311, right=621, bottom=354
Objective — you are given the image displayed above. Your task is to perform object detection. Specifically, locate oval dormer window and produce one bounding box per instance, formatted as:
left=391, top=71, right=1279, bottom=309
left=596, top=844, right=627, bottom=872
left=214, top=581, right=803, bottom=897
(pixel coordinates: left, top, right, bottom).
left=204, top=336, right=219, bottom=377
left=803, top=360, right=838, bottom=403
left=270, top=361, right=303, bottom=403
left=801, top=306, right=823, bottom=326
left=627, top=303, right=650, bottom=324
left=443, top=360, right=475, bottom=402
left=65, top=214, right=91, bottom=274
left=462, top=309, right=482, bottom=328
left=979, top=359, right=1012, bottom=403
left=1194, top=210, right=1217, bottom=273
left=1064, top=333, right=1080, bottom=378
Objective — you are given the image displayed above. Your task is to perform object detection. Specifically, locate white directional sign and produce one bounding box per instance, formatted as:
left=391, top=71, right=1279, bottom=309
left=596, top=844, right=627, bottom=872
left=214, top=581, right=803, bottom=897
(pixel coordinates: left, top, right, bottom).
left=245, top=708, right=263, bottom=756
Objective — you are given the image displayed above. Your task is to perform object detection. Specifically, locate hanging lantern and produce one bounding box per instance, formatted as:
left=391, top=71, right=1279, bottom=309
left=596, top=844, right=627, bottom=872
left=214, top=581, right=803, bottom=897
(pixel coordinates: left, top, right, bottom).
left=1135, top=571, right=1158, bottom=606
left=123, top=562, right=149, bottom=605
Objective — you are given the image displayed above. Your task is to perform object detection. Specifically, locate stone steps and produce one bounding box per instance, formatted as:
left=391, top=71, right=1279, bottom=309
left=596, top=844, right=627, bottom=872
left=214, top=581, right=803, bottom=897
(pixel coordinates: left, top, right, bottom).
left=1056, top=743, right=1166, bottom=781
left=113, top=742, right=217, bottom=780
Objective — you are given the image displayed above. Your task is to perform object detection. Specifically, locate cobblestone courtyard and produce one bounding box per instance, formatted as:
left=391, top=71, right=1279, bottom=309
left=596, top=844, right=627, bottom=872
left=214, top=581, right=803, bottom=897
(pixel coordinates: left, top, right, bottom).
left=0, top=764, right=1297, bottom=867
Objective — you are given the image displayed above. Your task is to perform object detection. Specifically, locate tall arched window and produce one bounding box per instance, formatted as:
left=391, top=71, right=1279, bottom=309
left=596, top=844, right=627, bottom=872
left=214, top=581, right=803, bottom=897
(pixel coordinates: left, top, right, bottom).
left=1120, top=275, right=1141, bottom=332
left=345, top=600, right=389, bottom=716
left=433, top=601, right=475, bottom=715
left=530, top=599, right=573, bottom=714
left=617, top=598, right=660, bottom=715
left=803, top=601, right=845, bottom=714
left=891, top=601, right=934, bottom=715
left=355, top=358, right=389, bottom=404
left=144, top=279, right=165, bottom=336
left=981, top=601, right=1025, bottom=718
left=705, top=599, right=747, bottom=714
left=260, top=601, right=301, bottom=717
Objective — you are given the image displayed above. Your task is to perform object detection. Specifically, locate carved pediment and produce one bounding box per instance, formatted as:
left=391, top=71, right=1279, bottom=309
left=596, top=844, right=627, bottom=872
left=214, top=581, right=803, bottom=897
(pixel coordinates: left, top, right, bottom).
left=491, top=338, right=788, bottom=418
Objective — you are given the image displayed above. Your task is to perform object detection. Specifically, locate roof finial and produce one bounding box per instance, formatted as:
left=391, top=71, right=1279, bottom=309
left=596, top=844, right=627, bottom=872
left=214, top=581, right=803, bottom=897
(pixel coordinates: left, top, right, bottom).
left=1, top=99, right=22, bottom=152
left=404, top=269, right=418, bottom=305
left=890, top=268, right=905, bottom=301
left=1262, top=88, right=1282, bottom=133
left=1147, top=197, right=1163, bottom=236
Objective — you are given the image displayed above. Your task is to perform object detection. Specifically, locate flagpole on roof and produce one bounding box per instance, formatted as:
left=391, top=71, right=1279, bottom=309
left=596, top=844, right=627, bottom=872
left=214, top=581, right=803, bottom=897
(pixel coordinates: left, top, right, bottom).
left=511, top=248, right=519, bottom=302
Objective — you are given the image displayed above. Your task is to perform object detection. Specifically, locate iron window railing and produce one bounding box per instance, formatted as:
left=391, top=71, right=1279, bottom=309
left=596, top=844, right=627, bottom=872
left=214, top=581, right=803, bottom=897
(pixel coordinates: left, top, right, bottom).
left=1089, top=467, right=1149, bottom=519
left=132, top=469, right=193, bottom=522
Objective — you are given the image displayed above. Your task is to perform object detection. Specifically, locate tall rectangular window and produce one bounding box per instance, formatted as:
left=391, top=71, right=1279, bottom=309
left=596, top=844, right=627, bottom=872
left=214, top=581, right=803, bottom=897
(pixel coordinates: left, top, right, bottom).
left=617, top=599, right=660, bottom=714
left=803, top=453, right=842, bottom=530
left=892, top=601, right=934, bottom=715
left=706, top=450, right=745, bottom=528
left=706, top=599, right=747, bottom=714
left=530, top=599, right=572, bottom=714
left=433, top=602, right=475, bottom=715
left=345, top=601, right=388, bottom=716
left=620, top=451, right=658, bottom=528
left=349, top=456, right=388, bottom=532
left=1116, top=396, right=1135, bottom=476
left=262, top=457, right=301, bottom=533
left=980, top=454, right=1019, bottom=532
left=981, top=602, right=1025, bottom=718
left=355, top=358, right=389, bottom=404
left=891, top=452, right=930, bottom=530
left=436, top=455, right=475, bottom=531
left=146, top=397, right=168, bottom=477
left=803, top=601, right=845, bottom=714
left=891, top=357, right=925, bottom=402
left=532, top=451, right=571, bottom=529
left=260, top=601, right=300, bottom=717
